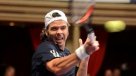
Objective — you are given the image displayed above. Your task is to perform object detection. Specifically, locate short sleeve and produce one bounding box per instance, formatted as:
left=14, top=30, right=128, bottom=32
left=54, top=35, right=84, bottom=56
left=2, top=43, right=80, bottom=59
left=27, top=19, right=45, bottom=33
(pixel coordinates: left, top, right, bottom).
left=36, top=42, right=59, bottom=62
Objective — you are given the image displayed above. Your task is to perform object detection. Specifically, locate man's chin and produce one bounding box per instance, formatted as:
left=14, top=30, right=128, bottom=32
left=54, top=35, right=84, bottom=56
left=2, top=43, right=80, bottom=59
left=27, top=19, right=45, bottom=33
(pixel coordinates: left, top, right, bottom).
left=56, top=41, right=64, bottom=46
left=56, top=42, right=63, bottom=46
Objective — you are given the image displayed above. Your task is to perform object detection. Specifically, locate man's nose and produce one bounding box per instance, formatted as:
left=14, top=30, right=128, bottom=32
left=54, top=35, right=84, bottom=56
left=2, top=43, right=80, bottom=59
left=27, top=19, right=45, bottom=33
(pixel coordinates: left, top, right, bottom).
left=56, top=28, right=63, bottom=34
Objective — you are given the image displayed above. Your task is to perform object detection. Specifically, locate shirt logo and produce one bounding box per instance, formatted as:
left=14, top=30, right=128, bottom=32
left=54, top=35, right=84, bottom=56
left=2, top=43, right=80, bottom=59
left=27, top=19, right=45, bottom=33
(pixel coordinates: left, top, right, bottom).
left=50, top=50, right=60, bottom=57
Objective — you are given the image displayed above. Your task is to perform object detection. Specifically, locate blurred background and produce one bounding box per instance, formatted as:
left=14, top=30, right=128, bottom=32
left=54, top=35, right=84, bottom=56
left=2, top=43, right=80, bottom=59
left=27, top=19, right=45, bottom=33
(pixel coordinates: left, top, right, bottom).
left=0, top=0, right=136, bottom=76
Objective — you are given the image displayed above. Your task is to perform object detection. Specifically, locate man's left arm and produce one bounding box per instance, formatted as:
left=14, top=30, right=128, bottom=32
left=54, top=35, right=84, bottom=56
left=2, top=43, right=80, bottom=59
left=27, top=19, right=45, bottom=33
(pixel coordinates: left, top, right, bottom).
left=76, top=57, right=90, bottom=76
left=76, top=39, right=90, bottom=76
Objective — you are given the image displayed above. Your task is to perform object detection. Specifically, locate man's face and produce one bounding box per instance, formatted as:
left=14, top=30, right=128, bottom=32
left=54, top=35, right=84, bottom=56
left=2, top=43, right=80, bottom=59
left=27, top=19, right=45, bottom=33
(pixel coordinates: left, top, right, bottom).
left=46, top=20, right=69, bottom=48
left=5, top=66, right=15, bottom=76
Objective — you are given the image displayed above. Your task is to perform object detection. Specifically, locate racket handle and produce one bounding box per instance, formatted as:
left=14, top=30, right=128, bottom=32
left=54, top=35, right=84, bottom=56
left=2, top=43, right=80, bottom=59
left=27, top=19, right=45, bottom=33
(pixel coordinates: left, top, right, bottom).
left=88, top=32, right=95, bottom=44
left=82, top=24, right=95, bottom=43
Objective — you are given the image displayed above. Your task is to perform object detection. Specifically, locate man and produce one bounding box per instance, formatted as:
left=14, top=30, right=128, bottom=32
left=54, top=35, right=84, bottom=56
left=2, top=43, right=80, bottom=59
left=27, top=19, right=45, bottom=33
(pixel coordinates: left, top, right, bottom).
left=32, top=10, right=99, bottom=76
left=0, top=64, right=15, bottom=76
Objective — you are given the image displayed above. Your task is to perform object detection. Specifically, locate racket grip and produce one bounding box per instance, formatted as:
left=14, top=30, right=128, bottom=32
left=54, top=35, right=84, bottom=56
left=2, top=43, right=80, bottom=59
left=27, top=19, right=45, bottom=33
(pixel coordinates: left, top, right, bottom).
left=88, top=32, right=95, bottom=44
left=82, top=24, right=96, bottom=43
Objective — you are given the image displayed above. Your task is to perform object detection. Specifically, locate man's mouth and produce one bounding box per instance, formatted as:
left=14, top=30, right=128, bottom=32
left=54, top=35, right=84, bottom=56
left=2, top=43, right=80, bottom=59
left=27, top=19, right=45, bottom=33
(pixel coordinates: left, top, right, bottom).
left=55, top=37, right=63, bottom=42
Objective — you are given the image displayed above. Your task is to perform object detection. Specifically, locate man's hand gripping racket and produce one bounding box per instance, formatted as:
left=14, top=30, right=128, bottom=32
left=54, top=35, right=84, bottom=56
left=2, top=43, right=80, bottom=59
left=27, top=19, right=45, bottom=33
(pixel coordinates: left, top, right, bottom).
left=70, top=0, right=99, bottom=60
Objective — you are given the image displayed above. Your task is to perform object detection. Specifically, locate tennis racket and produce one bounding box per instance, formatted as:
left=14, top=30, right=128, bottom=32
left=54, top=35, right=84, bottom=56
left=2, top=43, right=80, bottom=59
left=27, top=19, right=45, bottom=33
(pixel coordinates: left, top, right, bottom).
left=69, top=0, right=96, bottom=43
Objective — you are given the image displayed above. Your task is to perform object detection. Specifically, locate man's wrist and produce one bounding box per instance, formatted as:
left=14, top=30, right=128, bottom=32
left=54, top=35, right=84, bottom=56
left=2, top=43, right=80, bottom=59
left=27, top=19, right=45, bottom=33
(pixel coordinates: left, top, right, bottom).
left=75, top=45, right=89, bottom=60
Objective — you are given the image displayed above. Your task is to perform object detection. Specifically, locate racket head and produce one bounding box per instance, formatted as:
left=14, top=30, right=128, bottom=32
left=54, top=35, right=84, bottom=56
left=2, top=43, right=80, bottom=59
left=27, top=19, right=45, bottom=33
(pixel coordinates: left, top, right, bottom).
left=70, top=0, right=95, bottom=24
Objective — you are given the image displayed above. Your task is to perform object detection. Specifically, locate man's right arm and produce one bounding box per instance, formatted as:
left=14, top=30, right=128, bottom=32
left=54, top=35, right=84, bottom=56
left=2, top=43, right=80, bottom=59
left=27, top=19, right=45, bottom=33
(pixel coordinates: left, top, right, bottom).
left=45, top=53, right=80, bottom=76
left=45, top=37, right=99, bottom=76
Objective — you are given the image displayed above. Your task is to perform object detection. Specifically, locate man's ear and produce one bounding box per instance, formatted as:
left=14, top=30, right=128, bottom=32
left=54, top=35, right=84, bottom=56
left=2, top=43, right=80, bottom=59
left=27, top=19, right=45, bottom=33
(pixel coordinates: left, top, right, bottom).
left=67, top=26, right=69, bottom=37
left=42, top=28, right=48, bottom=36
left=44, top=29, right=48, bottom=36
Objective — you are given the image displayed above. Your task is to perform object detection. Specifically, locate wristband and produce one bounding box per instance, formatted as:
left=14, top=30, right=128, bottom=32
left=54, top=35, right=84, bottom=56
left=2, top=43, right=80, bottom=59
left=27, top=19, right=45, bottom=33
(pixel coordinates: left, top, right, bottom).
left=75, top=45, right=89, bottom=60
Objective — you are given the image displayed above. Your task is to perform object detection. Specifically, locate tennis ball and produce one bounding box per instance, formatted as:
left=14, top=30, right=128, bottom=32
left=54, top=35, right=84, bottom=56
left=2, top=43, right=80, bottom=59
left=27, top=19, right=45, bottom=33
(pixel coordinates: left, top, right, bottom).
left=104, top=20, right=126, bottom=32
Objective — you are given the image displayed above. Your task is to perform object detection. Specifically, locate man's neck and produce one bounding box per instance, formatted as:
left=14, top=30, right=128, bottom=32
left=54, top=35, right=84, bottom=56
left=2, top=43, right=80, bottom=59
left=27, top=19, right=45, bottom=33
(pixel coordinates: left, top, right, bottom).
left=48, top=38, right=65, bottom=51
left=58, top=45, right=65, bottom=51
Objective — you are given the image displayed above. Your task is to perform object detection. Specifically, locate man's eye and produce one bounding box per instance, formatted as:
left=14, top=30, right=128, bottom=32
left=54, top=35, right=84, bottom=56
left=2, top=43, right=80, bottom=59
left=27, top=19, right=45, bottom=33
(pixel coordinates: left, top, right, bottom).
left=61, top=26, right=66, bottom=30
left=51, top=27, right=57, bottom=31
